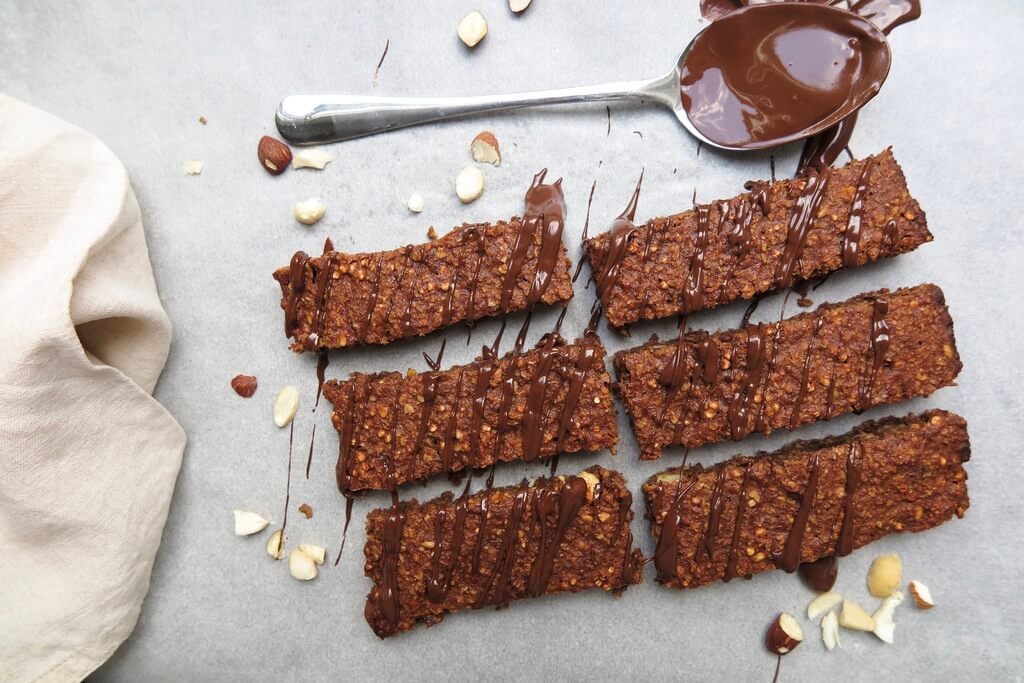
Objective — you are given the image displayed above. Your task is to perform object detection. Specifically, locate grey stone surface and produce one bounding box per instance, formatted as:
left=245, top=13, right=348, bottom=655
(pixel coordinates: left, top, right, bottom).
left=2, top=1, right=1021, bottom=680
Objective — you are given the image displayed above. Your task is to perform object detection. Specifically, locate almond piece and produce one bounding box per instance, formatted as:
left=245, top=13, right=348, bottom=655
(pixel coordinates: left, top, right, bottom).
left=765, top=613, right=804, bottom=655
left=838, top=599, right=875, bottom=632
left=183, top=160, right=203, bottom=175
left=822, top=610, right=841, bottom=651
left=909, top=580, right=934, bottom=609
left=509, top=0, right=532, bottom=12
left=872, top=590, right=904, bottom=643
left=257, top=135, right=292, bottom=175
left=867, top=554, right=903, bottom=598
left=273, top=386, right=300, bottom=427
left=299, top=544, right=326, bottom=565
left=293, top=198, right=326, bottom=225
left=457, top=11, right=488, bottom=47
left=578, top=471, right=601, bottom=502
left=266, top=529, right=285, bottom=560
left=233, top=510, right=270, bottom=536
left=292, top=148, right=333, bottom=170
left=470, top=131, right=501, bottom=166
left=455, top=166, right=485, bottom=203
left=289, top=547, right=318, bottom=580
left=807, top=590, right=843, bottom=621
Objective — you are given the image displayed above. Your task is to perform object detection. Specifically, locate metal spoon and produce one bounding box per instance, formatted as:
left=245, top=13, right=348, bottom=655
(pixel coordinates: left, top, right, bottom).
left=276, top=4, right=890, bottom=150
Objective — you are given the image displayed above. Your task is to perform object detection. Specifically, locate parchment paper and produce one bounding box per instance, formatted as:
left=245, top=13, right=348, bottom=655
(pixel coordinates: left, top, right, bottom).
left=2, top=1, right=1021, bottom=680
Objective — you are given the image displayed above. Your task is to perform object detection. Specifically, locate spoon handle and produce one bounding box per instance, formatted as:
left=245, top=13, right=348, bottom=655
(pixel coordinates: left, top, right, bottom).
left=275, top=78, right=667, bottom=144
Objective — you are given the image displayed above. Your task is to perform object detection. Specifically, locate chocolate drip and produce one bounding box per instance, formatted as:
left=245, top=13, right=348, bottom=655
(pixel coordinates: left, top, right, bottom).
left=775, top=168, right=831, bottom=288
left=778, top=454, right=822, bottom=572
left=553, top=340, right=600, bottom=448
left=849, top=0, right=921, bottom=34
left=740, top=296, right=761, bottom=327
left=594, top=173, right=644, bottom=310
left=696, top=467, right=728, bottom=560
left=858, top=296, right=891, bottom=409
left=284, top=251, right=310, bottom=337
left=726, top=324, right=769, bottom=440
left=654, top=481, right=696, bottom=582
left=683, top=203, right=712, bottom=312
left=376, top=505, right=407, bottom=631
left=474, top=486, right=532, bottom=608
left=800, top=555, right=838, bottom=592
left=521, top=327, right=561, bottom=462
left=790, top=311, right=827, bottom=429
left=837, top=440, right=862, bottom=556
left=306, top=253, right=339, bottom=351
left=723, top=463, right=752, bottom=582
left=572, top=181, right=598, bottom=284
left=842, top=157, right=875, bottom=267
left=527, top=476, right=587, bottom=597
left=797, top=112, right=858, bottom=177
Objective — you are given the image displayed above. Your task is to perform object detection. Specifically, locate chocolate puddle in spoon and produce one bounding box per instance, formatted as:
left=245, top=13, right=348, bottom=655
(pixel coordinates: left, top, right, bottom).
left=680, top=3, right=891, bottom=150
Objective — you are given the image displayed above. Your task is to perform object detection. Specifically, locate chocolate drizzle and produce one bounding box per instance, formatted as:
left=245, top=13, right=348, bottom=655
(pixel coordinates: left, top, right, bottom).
left=695, top=467, right=728, bottom=561
left=594, top=173, right=643, bottom=311
left=790, top=311, right=827, bottom=429
left=837, top=440, right=862, bottom=556
left=723, top=462, right=752, bottom=582
left=284, top=251, right=310, bottom=337
left=778, top=454, right=822, bottom=572
left=726, top=324, right=769, bottom=440
left=775, top=168, right=831, bottom=288
left=474, top=486, right=532, bottom=608
left=527, top=476, right=588, bottom=597
left=859, top=296, right=891, bottom=409
left=375, top=504, right=407, bottom=629
left=500, top=169, right=567, bottom=312
left=800, top=555, right=839, bottom=592
left=654, top=482, right=696, bottom=582
left=842, top=157, right=875, bottom=266
left=426, top=479, right=473, bottom=603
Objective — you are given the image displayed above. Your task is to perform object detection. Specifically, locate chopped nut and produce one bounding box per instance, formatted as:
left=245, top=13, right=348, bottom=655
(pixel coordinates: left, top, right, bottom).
left=231, top=374, right=257, bottom=398
left=765, top=613, right=803, bottom=655
left=266, top=529, right=285, bottom=560
left=273, top=386, right=300, bottom=427
left=233, top=510, right=269, bottom=536
left=293, top=198, right=326, bottom=225
left=578, top=470, right=600, bottom=502
left=872, top=591, right=904, bottom=643
left=408, top=192, right=425, bottom=213
left=183, top=160, right=203, bottom=175
left=457, top=10, right=488, bottom=47
left=198, top=116, right=207, bottom=125
left=298, top=543, right=326, bottom=565
left=838, top=599, right=874, bottom=632
left=257, top=135, right=292, bottom=175
left=427, top=226, right=438, bottom=240
left=822, top=610, right=841, bottom=651
left=292, top=148, right=333, bottom=170
left=298, top=503, right=313, bottom=519
left=289, top=547, right=318, bottom=580
left=909, top=580, right=934, bottom=609
left=509, top=0, right=532, bottom=12
left=807, top=590, right=843, bottom=621
left=867, top=554, right=902, bottom=598
left=455, top=166, right=485, bottom=203
left=470, top=131, right=501, bottom=166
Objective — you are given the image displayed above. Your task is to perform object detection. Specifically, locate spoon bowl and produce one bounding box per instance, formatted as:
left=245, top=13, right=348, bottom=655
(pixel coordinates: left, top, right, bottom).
left=276, top=4, right=890, bottom=150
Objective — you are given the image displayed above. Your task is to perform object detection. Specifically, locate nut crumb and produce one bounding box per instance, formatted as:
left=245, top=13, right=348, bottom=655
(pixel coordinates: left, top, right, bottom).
left=298, top=503, right=313, bottom=519
left=198, top=116, right=207, bottom=125
left=231, top=374, right=258, bottom=398
left=427, top=226, right=438, bottom=240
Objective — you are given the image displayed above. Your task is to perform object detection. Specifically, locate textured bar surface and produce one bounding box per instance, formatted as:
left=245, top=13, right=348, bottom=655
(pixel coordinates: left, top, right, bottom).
left=614, top=284, right=961, bottom=459
left=584, top=149, right=931, bottom=328
left=325, top=336, right=617, bottom=492
left=274, top=219, right=573, bottom=352
left=364, top=466, right=645, bottom=638
left=644, top=410, right=970, bottom=590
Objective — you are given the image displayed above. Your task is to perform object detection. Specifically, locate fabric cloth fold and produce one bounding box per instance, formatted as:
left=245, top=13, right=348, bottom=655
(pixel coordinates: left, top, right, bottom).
left=0, top=94, right=186, bottom=682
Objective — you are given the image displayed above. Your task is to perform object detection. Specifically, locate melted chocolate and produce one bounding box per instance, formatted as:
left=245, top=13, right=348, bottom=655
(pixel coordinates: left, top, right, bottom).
left=681, top=3, right=890, bottom=149
left=695, top=467, right=728, bottom=560
left=284, top=252, right=310, bottom=337
left=723, top=462, right=752, bottom=582
left=376, top=504, right=406, bottom=630
left=654, top=482, right=696, bottom=581
left=474, top=486, right=532, bottom=608
left=500, top=170, right=567, bottom=312
left=790, top=311, right=827, bottom=429
left=527, top=476, right=588, bottom=597
left=726, top=324, right=769, bottom=440
left=775, top=168, right=831, bottom=288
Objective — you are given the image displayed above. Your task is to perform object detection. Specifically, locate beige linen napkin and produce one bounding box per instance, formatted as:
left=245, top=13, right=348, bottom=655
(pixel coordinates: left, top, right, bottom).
left=0, top=95, right=186, bottom=682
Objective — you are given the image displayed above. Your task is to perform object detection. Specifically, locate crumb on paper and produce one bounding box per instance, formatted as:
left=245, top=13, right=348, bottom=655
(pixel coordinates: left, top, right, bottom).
left=298, top=503, right=313, bottom=519
left=231, top=374, right=258, bottom=397
left=198, top=116, right=207, bottom=125
left=183, top=160, right=203, bottom=175
left=427, top=226, right=438, bottom=240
